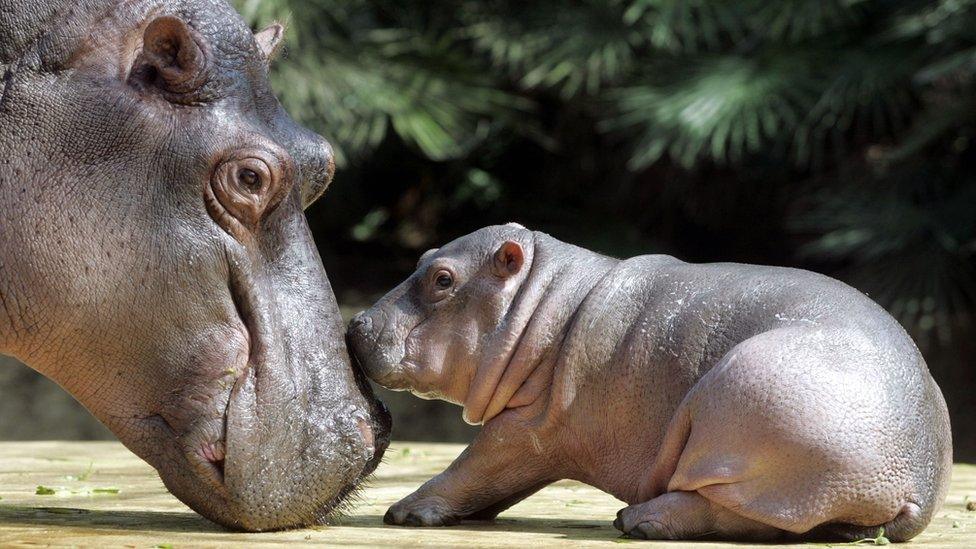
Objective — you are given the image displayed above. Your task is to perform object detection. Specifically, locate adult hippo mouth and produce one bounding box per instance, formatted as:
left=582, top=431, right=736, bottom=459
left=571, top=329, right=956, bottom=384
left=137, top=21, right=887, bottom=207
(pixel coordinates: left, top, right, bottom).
left=0, top=0, right=389, bottom=532
left=127, top=247, right=393, bottom=530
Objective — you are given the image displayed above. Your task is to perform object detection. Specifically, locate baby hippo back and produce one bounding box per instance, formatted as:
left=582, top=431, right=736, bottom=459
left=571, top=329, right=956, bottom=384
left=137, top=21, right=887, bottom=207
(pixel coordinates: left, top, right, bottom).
left=556, top=253, right=951, bottom=541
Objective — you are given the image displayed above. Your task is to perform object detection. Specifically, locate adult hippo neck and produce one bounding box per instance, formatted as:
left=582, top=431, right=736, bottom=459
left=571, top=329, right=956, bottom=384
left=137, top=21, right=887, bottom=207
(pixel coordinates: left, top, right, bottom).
left=0, top=0, right=389, bottom=531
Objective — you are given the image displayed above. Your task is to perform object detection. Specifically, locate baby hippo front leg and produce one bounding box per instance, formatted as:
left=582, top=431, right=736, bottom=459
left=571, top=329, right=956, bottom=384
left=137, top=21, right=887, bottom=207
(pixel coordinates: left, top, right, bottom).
left=386, top=414, right=553, bottom=526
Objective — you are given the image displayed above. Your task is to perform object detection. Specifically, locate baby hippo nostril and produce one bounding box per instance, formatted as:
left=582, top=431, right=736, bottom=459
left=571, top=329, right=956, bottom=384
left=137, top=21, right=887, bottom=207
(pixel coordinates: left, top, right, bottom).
left=349, top=311, right=372, bottom=334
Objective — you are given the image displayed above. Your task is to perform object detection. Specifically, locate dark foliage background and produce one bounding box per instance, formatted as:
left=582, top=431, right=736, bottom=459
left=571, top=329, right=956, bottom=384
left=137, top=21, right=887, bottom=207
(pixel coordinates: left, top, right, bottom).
left=2, top=0, right=974, bottom=459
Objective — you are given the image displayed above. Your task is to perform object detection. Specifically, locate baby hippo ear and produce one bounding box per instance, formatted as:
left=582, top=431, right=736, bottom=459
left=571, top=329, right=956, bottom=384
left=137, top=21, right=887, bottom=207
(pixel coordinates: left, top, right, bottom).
left=493, top=241, right=524, bottom=278
left=130, top=16, right=209, bottom=96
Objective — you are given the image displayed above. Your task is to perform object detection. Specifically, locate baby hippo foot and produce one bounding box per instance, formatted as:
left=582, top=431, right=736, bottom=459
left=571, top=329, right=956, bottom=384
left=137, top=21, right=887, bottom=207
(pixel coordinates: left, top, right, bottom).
left=384, top=493, right=460, bottom=527
left=613, top=491, right=782, bottom=541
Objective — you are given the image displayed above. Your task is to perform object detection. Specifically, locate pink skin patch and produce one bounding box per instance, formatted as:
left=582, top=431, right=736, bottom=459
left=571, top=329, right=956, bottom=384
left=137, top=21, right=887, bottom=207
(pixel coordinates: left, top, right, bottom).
left=200, top=441, right=226, bottom=465
left=357, top=416, right=375, bottom=452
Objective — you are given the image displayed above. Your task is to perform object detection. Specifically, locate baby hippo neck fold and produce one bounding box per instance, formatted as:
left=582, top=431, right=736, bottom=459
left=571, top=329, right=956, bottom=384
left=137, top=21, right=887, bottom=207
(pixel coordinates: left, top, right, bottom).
left=462, top=234, right=618, bottom=424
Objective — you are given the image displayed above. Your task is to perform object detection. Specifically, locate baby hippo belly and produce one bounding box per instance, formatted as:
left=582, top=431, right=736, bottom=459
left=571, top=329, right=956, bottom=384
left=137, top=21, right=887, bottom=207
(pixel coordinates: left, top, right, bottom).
left=653, top=325, right=949, bottom=540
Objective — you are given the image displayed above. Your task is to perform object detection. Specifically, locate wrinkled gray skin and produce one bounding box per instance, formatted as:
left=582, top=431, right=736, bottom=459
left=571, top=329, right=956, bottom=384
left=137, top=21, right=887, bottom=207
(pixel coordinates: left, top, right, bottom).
left=349, top=223, right=952, bottom=542
left=0, top=0, right=389, bottom=531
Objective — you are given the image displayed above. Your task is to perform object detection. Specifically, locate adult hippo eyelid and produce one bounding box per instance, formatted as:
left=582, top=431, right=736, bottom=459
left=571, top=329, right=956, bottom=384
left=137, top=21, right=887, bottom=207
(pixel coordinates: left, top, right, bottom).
left=205, top=146, right=296, bottom=240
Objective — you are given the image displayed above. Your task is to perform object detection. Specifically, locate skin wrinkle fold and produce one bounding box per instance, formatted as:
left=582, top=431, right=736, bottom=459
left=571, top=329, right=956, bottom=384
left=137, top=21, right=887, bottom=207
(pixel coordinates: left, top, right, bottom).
left=465, top=236, right=543, bottom=424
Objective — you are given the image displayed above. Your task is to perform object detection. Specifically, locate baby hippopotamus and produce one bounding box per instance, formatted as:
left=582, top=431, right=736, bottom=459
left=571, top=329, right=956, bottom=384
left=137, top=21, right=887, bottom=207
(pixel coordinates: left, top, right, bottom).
left=347, top=223, right=952, bottom=542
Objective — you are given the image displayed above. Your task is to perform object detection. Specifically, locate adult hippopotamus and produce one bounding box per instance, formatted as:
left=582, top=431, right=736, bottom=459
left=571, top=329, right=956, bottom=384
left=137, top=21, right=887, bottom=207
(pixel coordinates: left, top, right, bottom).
left=347, top=223, right=952, bottom=542
left=0, top=0, right=389, bottom=531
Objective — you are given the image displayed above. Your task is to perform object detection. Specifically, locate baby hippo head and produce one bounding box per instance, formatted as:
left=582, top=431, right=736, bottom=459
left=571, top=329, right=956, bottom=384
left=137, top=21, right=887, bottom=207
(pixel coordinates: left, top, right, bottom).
left=348, top=223, right=533, bottom=418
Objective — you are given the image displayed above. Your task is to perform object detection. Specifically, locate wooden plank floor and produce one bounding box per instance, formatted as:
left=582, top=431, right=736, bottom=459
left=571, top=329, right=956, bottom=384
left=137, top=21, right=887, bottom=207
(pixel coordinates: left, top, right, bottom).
left=0, top=442, right=973, bottom=548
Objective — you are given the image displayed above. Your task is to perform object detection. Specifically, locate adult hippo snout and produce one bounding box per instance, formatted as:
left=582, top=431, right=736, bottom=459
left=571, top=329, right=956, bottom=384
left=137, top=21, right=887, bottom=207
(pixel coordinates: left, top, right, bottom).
left=153, top=197, right=392, bottom=529
left=0, top=0, right=388, bottom=531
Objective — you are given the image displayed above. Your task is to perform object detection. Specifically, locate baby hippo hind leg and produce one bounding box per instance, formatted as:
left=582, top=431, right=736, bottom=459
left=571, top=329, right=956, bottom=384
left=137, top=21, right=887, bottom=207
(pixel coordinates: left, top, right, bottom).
left=632, top=326, right=944, bottom=542
left=614, top=491, right=782, bottom=541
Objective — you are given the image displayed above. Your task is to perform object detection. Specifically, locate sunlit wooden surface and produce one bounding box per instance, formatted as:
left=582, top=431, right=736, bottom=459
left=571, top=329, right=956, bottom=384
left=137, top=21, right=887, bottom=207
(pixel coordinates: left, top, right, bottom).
left=0, top=442, right=973, bottom=547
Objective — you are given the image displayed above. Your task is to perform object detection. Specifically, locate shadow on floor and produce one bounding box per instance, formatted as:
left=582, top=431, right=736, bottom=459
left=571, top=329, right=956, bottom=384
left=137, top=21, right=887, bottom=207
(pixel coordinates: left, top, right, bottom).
left=338, top=514, right=780, bottom=545
left=0, top=506, right=635, bottom=543
left=0, top=506, right=938, bottom=547
left=0, top=505, right=222, bottom=533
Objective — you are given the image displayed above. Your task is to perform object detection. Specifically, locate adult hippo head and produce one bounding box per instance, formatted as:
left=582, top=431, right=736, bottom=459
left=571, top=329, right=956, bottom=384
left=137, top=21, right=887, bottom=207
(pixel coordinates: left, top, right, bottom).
left=0, top=0, right=389, bottom=531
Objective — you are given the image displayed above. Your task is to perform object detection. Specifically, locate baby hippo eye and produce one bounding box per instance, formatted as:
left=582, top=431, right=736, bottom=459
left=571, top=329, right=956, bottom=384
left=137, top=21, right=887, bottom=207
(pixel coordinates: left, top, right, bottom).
left=434, top=270, right=454, bottom=290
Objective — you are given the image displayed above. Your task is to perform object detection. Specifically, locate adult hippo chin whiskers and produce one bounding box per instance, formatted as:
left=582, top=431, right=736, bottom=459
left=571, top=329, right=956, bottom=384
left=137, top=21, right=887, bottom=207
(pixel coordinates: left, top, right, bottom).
left=0, top=0, right=389, bottom=531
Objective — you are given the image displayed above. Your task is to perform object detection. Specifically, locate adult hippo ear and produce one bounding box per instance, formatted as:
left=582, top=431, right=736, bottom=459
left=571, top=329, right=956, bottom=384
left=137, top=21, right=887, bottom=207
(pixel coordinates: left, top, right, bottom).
left=128, top=16, right=210, bottom=100
left=254, top=23, right=286, bottom=61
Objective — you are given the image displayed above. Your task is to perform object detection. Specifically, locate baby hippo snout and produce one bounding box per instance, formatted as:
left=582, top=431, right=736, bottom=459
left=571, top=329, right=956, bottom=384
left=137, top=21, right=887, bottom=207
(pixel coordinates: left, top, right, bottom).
left=349, top=311, right=372, bottom=334
left=347, top=310, right=400, bottom=384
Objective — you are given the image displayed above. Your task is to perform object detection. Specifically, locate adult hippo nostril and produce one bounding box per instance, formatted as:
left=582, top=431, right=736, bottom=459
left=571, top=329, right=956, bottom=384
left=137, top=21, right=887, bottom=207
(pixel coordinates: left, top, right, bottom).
left=269, top=106, right=337, bottom=210
left=298, top=135, right=336, bottom=209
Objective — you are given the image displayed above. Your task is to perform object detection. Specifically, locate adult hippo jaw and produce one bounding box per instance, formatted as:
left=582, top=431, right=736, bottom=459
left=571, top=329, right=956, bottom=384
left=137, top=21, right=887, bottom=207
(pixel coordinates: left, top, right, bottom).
left=0, top=0, right=388, bottom=531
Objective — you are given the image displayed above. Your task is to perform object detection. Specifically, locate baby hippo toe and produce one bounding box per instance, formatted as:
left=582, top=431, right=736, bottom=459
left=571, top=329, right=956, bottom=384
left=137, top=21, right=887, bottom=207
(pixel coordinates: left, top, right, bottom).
left=615, top=492, right=782, bottom=541
left=614, top=503, right=679, bottom=540
left=623, top=520, right=674, bottom=540
left=384, top=495, right=460, bottom=527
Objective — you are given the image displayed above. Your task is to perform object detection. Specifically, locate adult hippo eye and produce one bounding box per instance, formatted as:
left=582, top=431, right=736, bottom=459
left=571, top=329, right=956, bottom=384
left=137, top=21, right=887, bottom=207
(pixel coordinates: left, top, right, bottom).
left=206, top=150, right=293, bottom=237
left=237, top=168, right=262, bottom=193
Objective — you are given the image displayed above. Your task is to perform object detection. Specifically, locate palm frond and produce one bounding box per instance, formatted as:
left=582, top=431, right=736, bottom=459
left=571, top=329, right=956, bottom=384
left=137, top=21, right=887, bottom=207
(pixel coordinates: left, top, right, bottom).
left=607, top=54, right=816, bottom=168
left=793, top=173, right=976, bottom=343
left=462, top=1, right=639, bottom=97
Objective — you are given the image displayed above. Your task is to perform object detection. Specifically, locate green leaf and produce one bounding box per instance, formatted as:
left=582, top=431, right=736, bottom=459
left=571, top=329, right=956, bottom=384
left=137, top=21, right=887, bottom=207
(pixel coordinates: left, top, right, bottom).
left=34, top=485, right=121, bottom=497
